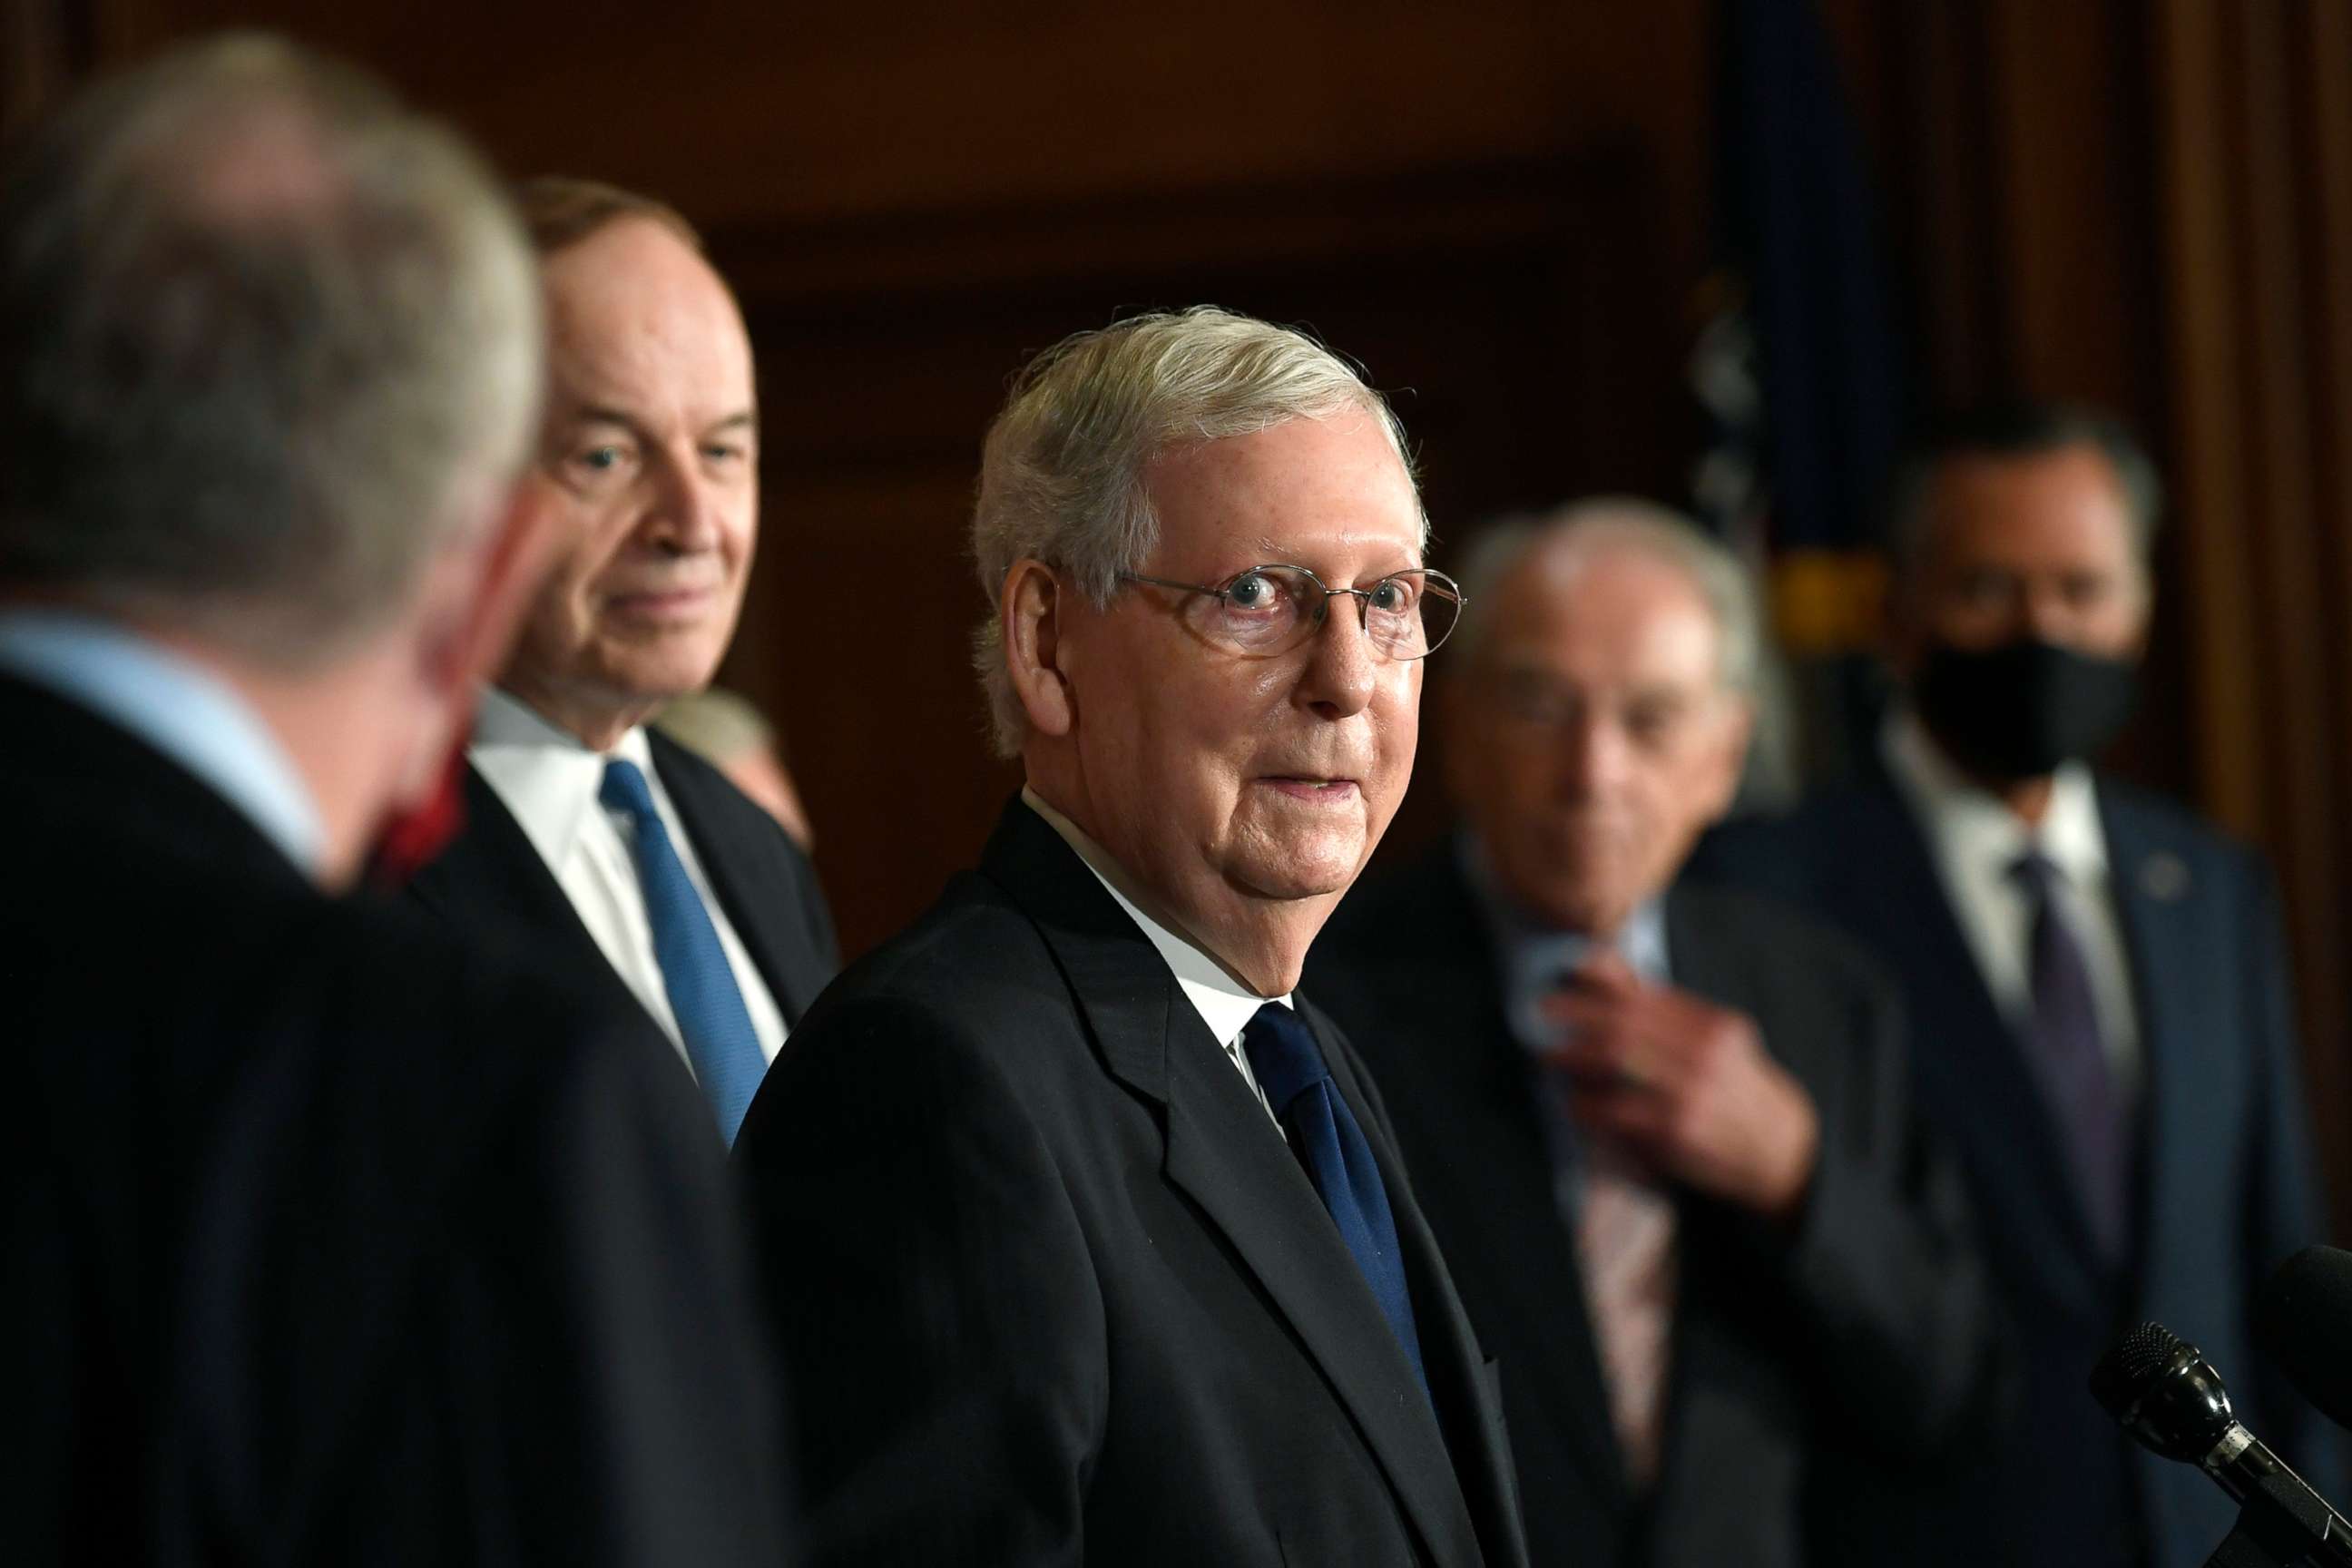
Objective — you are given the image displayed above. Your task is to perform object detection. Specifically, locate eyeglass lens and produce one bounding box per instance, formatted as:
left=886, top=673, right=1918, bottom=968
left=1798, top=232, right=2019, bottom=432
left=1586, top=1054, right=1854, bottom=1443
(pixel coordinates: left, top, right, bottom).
left=1203, top=566, right=1461, bottom=659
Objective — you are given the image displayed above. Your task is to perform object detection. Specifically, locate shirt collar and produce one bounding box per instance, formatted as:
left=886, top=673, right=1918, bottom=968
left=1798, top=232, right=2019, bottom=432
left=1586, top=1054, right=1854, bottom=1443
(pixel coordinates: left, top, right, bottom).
left=1881, top=706, right=2108, bottom=885
left=1021, top=787, right=1290, bottom=1045
left=0, top=609, right=327, bottom=877
left=1458, top=831, right=1670, bottom=1053
left=470, top=685, right=657, bottom=871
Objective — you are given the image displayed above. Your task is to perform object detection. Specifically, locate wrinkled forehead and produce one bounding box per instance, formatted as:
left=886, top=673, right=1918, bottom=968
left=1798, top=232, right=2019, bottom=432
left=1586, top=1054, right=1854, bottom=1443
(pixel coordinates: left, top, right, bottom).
left=1143, top=412, right=1425, bottom=572
left=539, top=220, right=753, bottom=416
left=1924, top=446, right=2144, bottom=574
left=1494, top=543, right=1721, bottom=670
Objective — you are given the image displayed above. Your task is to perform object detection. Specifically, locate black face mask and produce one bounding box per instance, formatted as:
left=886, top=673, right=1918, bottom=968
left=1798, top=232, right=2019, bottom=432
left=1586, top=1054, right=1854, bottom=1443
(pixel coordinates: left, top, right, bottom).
left=1912, top=638, right=2139, bottom=782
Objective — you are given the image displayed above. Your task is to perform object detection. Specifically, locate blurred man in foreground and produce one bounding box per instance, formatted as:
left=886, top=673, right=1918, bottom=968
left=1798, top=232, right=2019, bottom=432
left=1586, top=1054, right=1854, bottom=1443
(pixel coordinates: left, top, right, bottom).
left=1702, top=405, right=2333, bottom=1567
left=0, top=39, right=789, bottom=1564
left=736, top=307, right=1528, bottom=1568
left=408, top=178, right=836, bottom=1147
left=1310, top=503, right=1994, bottom=1567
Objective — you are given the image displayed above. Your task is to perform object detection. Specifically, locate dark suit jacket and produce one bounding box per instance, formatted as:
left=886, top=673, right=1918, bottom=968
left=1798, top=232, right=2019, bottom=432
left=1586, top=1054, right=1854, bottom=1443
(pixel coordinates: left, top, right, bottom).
left=733, top=801, right=1531, bottom=1568
left=1, top=672, right=793, bottom=1566
left=1698, top=772, right=2336, bottom=1568
left=1305, top=845, right=1998, bottom=1568
left=408, top=725, right=838, bottom=1056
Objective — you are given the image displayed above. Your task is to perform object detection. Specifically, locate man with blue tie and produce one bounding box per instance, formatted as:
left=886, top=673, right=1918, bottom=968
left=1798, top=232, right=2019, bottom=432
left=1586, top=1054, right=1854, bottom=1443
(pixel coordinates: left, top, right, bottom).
left=734, top=307, right=1529, bottom=1567
left=1700, top=404, right=2337, bottom=1567
left=409, top=178, right=837, bottom=1143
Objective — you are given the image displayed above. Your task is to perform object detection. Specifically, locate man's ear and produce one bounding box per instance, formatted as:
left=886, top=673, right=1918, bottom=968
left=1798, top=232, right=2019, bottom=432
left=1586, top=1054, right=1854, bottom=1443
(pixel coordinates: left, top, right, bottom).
left=1002, top=558, right=1076, bottom=739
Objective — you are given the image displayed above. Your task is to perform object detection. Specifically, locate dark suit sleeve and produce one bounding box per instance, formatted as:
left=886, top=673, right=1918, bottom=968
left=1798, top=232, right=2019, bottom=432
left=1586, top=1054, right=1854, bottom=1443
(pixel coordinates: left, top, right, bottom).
left=1752, top=963, right=2003, bottom=1459
left=2236, top=856, right=2338, bottom=1480
left=427, top=1020, right=797, bottom=1566
left=735, top=995, right=1108, bottom=1566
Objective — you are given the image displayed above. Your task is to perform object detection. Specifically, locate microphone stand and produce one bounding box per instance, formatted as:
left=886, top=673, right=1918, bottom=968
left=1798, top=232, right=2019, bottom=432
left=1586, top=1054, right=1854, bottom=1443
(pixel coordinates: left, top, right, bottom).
left=2200, top=1457, right=2352, bottom=1568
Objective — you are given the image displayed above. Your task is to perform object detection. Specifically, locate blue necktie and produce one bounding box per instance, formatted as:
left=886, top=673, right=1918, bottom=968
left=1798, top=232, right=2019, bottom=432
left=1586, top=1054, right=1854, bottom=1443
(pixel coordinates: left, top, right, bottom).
left=601, top=759, right=768, bottom=1144
left=2010, top=851, right=2130, bottom=1259
left=1242, top=1002, right=1430, bottom=1398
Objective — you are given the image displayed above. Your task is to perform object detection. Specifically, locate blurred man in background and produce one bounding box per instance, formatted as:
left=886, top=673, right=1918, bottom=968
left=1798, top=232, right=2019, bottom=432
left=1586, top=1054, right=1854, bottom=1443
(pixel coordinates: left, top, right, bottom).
left=408, top=178, right=836, bottom=1148
left=1310, top=501, right=1994, bottom=1568
left=737, top=307, right=1527, bottom=1568
left=654, top=685, right=817, bottom=850
left=0, top=38, right=789, bottom=1564
left=1702, top=405, right=2334, bottom=1568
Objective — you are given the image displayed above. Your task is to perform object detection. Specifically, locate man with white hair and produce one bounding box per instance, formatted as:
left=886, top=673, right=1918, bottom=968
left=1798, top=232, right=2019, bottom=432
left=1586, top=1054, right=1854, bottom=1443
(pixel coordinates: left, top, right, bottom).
left=735, top=307, right=1529, bottom=1568
left=1307, top=502, right=1996, bottom=1568
left=0, top=39, right=788, bottom=1563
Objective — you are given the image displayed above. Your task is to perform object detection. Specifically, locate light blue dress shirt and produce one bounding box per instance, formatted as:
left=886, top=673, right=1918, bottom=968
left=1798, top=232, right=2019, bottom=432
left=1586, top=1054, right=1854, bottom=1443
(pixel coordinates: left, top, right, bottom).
left=1460, top=835, right=1670, bottom=1227
left=0, top=610, right=325, bottom=877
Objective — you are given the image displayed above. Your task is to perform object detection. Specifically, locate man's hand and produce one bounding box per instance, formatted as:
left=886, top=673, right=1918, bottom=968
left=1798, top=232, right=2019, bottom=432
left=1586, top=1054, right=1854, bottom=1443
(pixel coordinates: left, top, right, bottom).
left=1543, top=953, right=1820, bottom=1225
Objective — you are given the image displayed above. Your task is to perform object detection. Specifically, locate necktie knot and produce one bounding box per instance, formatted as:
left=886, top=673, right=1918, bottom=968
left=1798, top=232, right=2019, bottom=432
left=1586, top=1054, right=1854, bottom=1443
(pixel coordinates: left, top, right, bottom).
left=600, top=757, right=661, bottom=825
left=1241, top=1002, right=1330, bottom=1117
left=2008, top=849, right=2062, bottom=897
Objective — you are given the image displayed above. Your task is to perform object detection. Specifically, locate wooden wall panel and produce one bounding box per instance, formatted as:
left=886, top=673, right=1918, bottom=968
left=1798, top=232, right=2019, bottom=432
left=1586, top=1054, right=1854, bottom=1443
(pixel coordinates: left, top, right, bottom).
left=2149, top=0, right=2352, bottom=1229
left=27, top=0, right=1710, bottom=957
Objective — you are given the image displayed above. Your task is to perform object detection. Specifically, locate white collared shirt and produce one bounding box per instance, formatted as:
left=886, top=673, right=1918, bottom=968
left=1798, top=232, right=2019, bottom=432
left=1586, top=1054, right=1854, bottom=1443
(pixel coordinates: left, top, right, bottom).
left=1022, top=788, right=1288, bottom=1130
left=469, top=686, right=789, bottom=1078
left=1881, top=710, right=2142, bottom=1107
left=0, top=610, right=326, bottom=877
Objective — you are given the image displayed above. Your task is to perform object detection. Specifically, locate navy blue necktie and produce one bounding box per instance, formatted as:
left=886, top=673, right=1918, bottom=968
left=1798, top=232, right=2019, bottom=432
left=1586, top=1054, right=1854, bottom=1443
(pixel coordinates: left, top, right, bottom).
left=601, top=759, right=768, bottom=1144
left=1242, top=1002, right=1430, bottom=1397
left=2010, top=851, right=2130, bottom=1259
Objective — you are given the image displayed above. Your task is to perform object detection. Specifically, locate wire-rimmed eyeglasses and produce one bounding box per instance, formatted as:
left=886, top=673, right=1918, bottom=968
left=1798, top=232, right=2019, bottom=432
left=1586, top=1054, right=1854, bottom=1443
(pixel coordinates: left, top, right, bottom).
left=1118, top=564, right=1465, bottom=661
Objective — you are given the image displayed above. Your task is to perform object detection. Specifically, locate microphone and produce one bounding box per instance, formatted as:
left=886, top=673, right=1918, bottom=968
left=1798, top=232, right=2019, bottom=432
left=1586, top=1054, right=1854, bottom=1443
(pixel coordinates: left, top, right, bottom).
left=2259, top=1247, right=2352, bottom=1437
left=2091, top=1321, right=2352, bottom=1566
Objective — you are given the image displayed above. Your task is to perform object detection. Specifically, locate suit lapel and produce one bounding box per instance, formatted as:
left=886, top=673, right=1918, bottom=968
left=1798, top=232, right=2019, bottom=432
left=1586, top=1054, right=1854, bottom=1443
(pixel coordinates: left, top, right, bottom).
left=1313, top=999, right=1532, bottom=1568
left=1419, top=858, right=1628, bottom=1504
left=980, top=806, right=1483, bottom=1568
left=648, top=733, right=828, bottom=1024
left=407, top=764, right=642, bottom=1014
left=1159, top=1029, right=1485, bottom=1568
left=1844, top=786, right=2111, bottom=1301
left=2098, top=788, right=2198, bottom=1280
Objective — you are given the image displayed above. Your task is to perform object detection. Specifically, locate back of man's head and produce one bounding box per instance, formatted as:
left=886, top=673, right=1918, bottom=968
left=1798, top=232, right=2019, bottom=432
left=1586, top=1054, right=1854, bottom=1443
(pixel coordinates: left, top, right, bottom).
left=0, top=34, right=542, bottom=664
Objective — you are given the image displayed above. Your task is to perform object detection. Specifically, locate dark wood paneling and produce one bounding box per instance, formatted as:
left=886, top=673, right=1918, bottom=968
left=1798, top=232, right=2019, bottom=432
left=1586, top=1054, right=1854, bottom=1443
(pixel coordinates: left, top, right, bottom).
left=719, top=152, right=1683, bottom=956
left=40, top=0, right=1711, bottom=957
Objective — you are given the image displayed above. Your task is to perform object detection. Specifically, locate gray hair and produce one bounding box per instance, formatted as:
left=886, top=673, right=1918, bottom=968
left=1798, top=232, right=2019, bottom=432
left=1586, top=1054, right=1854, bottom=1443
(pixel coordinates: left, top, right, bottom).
left=969, top=305, right=1421, bottom=757
left=1452, top=497, right=1763, bottom=696
left=0, top=34, right=542, bottom=663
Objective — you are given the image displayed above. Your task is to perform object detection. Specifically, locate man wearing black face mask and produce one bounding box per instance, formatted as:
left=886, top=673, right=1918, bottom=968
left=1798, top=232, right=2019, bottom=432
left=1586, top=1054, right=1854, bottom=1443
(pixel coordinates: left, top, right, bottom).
left=1700, top=403, right=2334, bottom=1568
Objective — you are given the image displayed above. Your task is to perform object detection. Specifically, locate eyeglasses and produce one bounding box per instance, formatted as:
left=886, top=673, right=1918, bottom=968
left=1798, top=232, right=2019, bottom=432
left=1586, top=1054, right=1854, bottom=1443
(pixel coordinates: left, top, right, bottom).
left=1119, top=563, right=1465, bottom=661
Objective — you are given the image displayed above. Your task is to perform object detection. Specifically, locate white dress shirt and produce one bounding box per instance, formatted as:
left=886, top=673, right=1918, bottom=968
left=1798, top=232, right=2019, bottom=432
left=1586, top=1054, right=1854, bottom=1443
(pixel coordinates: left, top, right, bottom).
left=1881, top=710, right=2143, bottom=1108
left=1023, top=789, right=1289, bottom=1131
left=470, top=686, right=790, bottom=1079
left=0, top=609, right=325, bottom=877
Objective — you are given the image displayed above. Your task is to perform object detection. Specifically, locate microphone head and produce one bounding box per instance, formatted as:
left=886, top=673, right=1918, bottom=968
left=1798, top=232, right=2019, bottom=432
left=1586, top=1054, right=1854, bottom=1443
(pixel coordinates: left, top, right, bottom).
left=2258, top=1246, right=2352, bottom=1436
left=2091, top=1321, right=2238, bottom=1462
